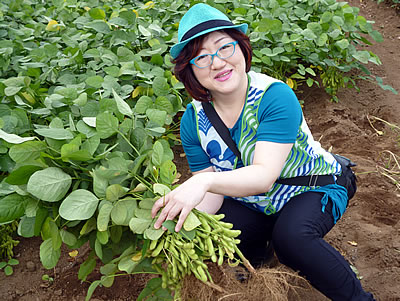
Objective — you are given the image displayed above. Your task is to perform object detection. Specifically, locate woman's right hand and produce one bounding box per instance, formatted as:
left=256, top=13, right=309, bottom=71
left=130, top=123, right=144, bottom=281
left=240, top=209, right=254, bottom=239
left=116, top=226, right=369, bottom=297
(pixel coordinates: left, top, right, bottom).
left=151, top=172, right=212, bottom=232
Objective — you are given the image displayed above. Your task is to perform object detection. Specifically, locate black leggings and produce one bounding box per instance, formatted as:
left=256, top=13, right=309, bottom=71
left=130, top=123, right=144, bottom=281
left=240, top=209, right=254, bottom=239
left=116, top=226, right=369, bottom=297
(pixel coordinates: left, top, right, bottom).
left=216, top=192, right=375, bottom=301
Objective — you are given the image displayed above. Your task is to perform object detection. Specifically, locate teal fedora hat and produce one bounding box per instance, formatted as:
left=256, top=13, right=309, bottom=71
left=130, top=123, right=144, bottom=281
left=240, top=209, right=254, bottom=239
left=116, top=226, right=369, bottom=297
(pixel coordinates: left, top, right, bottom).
left=170, top=3, right=248, bottom=59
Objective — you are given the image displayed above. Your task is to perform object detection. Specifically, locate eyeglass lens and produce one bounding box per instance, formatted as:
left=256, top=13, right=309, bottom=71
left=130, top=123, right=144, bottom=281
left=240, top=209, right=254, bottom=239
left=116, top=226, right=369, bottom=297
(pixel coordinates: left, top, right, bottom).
left=194, top=43, right=235, bottom=68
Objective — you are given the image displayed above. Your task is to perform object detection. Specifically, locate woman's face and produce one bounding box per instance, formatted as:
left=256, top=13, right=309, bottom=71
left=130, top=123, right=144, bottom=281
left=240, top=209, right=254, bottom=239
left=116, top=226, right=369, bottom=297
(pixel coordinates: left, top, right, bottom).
left=191, top=31, right=247, bottom=99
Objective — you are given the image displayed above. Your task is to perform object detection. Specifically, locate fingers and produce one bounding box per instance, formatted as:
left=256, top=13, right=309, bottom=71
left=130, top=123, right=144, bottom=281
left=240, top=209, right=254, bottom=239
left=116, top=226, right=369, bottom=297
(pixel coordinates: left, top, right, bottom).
left=153, top=195, right=182, bottom=229
left=151, top=195, right=167, bottom=218
left=175, top=207, right=191, bottom=232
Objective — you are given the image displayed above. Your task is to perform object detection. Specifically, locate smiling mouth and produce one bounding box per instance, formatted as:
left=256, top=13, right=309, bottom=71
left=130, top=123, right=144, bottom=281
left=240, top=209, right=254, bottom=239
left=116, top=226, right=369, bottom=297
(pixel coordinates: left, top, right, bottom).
left=215, top=70, right=232, bottom=79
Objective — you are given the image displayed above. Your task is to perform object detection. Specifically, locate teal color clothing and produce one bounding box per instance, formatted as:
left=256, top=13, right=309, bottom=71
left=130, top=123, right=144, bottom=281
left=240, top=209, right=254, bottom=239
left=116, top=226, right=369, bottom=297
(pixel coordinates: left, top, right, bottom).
left=180, top=82, right=302, bottom=172
left=180, top=71, right=345, bottom=220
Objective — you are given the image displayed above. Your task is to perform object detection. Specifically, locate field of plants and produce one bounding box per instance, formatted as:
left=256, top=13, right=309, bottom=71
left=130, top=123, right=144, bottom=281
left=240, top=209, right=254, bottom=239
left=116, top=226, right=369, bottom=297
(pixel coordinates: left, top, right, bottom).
left=0, top=0, right=399, bottom=300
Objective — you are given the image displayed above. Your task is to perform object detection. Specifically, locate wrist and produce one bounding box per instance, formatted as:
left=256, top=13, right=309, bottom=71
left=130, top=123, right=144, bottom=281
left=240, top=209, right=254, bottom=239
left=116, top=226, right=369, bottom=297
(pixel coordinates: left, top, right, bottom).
left=194, top=171, right=213, bottom=193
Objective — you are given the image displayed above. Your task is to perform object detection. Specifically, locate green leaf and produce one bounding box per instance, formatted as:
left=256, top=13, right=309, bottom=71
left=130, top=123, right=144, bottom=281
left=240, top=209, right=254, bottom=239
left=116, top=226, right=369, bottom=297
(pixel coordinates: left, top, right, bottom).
left=317, top=33, right=328, bottom=46
left=97, top=230, right=109, bottom=245
left=152, top=140, right=164, bottom=166
left=118, top=255, right=139, bottom=273
left=146, top=109, right=167, bottom=126
left=95, top=238, right=103, bottom=259
left=86, top=75, right=104, bottom=88
left=112, top=89, right=132, bottom=116
left=302, top=28, right=317, bottom=40
left=135, top=96, right=153, bottom=114
left=73, top=93, right=88, bottom=106
left=305, top=68, right=316, bottom=76
left=155, top=96, right=174, bottom=114
left=8, top=259, right=19, bottom=266
left=160, top=160, right=177, bottom=185
left=129, top=217, right=152, bottom=234
left=92, top=170, right=108, bottom=198
left=85, top=280, right=101, bottom=301
left=137, top=278, right=172, bottom=301
left=18, top=216, right=35, bottom=238
left=49, top=220, right=62, bottom=250
left=135, top=208, right=152, bottom=219
left=78, top=255, right=96, bottom=281
left=61, top=143, right=92, bottom=161
left=152, top=77, right=170, bottom=96
left=179, top=228, right=196, bottom=240
left=9, top=141, right=46, bottom=163
left=258, top=18, right=282, bottom=34
left=34, top=207, right=48, bottom=236
left=336, top=39, right=350, bottom=50
left=89, top=7, right=106, bottom=20
left=352, top=51, right=370, bottom=64
left=101, top=275, right=114, bottom=288
left=97, top=201, right=113, bottom=231
left=80, top=218, right=97, bottom=236
left=138, top=199, right=155, bottom=210
left=370, top=30, right=383, bottom=43
left=4, top=265, right=13, bottom=276
left=6, top=165, right=42, bottom=185
left=27, top=167, right=72, bottom=202
left=0, top=129, right=35, bottom=144
left=85, top=20, right=110, bottom=34
left=110, top=225, right=123, bottom=243
left=332, top=16, right=344, bottom=26
left=138, top=25, right=151, bottom=37
left=153, top=183, right=171, bottom=196
left=82, top=135, right=100, bottom=155
left=111, top=198, right=137, bottom=226
left=321, top=11, right=333, bottom=23
left=162, top=220, right=176, bottom=232
left=34, top=128, right=74, bottom=140
left=96, top=112, right=118, bottom=139
left=183, top=211, right=202, bottom=231
left=59, top=189, right=99, bottom=221
left=60, top=229, right=77, bottom=246
left=5, top=86, right=22, bottom=96
left=144, top=228, right=164, bottom=240
left=40, top=238, right=61, bottom=269
left=0, top=194, right=27, bottom=223
left=106, top=184, right=128, bottom=202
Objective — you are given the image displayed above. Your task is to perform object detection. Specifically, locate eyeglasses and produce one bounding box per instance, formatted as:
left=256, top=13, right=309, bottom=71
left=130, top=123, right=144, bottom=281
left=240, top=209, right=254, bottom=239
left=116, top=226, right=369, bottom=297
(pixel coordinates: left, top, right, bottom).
left=190, top=41, right=238, bottom=69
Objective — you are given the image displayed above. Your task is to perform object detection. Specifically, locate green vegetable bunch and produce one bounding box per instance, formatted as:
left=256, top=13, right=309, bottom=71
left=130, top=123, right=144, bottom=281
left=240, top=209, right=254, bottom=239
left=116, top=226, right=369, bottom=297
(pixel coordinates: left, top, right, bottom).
left=0, top=221, right=19, bottom=260
left=148, top=210, right=245, bottom=293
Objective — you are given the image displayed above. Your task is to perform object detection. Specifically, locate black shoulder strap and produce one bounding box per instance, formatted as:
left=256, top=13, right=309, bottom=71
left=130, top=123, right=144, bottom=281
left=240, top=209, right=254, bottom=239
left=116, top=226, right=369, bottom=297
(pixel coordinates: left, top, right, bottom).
left=201, top=101, right=242, bottom=159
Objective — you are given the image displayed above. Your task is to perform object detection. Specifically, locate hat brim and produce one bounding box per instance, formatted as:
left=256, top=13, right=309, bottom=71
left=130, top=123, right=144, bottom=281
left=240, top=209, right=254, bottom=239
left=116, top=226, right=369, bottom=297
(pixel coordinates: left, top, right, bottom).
left=170, top=23, right=248, bottom=59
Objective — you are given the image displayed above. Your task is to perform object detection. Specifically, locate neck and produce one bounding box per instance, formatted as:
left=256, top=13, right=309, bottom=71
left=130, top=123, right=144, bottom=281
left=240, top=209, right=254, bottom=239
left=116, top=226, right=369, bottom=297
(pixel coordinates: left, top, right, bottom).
left=211, top=76, right=248, bottom=128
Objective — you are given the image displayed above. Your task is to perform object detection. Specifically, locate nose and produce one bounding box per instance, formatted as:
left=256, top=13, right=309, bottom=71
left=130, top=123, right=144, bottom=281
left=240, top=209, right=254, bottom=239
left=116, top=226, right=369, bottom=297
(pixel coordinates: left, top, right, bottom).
left=211, top=55, right=226, bottom=69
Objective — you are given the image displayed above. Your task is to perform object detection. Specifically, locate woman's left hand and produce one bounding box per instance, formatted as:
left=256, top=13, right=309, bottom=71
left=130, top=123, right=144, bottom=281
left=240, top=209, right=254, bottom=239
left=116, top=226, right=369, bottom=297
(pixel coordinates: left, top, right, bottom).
left=151, top=173, right=210, bottom=232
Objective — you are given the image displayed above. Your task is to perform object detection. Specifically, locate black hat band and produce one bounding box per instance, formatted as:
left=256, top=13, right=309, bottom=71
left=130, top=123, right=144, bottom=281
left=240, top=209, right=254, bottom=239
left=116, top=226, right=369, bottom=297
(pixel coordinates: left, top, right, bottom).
left=181, top=20, right=235, bottom=42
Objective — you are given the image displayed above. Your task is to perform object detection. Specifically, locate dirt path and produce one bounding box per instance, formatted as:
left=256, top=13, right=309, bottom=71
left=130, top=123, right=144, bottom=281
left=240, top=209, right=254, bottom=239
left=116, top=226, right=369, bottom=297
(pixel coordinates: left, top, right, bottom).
left=0, top=1, right=399, bottom=300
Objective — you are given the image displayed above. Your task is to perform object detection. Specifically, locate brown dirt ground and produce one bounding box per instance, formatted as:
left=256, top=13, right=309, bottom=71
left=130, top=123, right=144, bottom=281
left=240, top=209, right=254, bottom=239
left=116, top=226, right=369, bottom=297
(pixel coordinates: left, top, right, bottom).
left=1, top=1, right=399, bottom=300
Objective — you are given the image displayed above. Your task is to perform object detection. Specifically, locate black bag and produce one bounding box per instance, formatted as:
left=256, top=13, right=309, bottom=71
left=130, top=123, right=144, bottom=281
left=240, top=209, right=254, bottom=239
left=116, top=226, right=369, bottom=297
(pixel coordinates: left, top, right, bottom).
left=331, top=154, right=358, bottom=201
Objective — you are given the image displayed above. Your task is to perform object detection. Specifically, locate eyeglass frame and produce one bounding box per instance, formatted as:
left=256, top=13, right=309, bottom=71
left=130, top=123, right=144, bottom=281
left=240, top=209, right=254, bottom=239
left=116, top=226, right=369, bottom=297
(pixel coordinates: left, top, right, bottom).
left=189, top=41, right=239, bottom=69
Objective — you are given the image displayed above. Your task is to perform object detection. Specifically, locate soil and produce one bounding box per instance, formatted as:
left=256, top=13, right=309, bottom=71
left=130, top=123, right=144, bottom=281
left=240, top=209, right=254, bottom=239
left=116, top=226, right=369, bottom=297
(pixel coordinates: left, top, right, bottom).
left=1, top=1, right=399, bottom=300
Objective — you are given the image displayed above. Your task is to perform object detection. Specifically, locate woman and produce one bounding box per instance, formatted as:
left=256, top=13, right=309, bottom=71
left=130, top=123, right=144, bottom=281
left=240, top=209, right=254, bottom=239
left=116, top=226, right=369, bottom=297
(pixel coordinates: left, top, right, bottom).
left=151, top=3, right=374, bottom=300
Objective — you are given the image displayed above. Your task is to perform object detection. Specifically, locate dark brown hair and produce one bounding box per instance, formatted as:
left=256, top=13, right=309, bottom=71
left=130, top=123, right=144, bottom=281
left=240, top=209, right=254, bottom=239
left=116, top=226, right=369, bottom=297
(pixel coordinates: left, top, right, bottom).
left=172, top=29, right=252, bottom=102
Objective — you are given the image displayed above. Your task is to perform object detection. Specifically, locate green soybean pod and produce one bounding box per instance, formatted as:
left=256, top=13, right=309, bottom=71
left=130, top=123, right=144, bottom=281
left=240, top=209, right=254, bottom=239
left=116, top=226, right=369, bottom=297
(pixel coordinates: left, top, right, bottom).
left=196, top=265, right=208, bottom=282
left=151, top=239, right=164, bottom=257
left=149, top=238, right=158, bottom=250
left=217, top=247, right=224, bottom=266
left=213, top=213, right=225, bottom=220
left=180, top=251, right=188, bottom=268
left=206, top=237, right=215, bottom=257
